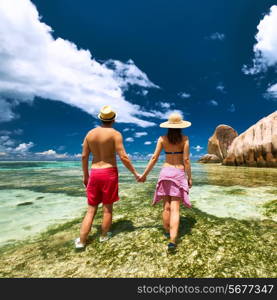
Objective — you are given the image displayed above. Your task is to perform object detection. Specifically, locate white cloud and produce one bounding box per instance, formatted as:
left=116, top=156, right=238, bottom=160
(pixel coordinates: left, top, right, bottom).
left=74, top=153, right=82, bottom=158
left=179, top=92, right=191, bottom=98
left=228, top=104, right=236, bottom=113
left=105, top=59, right=158, bottom=90
left=190, top=153, right=203, bottom=159
left=0, top=133, right=80, bottom=159
left=0, top=98, right=17, bottom=122
left=144, top=141, right=152, bottom=145
left=192, top=145, right=203, bottom=152
left=0, top=134, right=19, bottom=154
left=0, top=129, right=23, bottom=137
left=36, top=149, right=68, bottom=159
left=0, top=135, right=15, bottom=147
left=123, top=127, right=135, bottom=132
left=14, top=129, right=23, bottom=135
left=242, top=5, right=277, bottom=97
left=125, top=137, right=134, bottom=142
left=14, top=142, right=34, bottom=153
left=36, top=150, right=56, bottom=156
left=120, top=106, right=188, bottom=122
left=208, top=32, right=225, bottom=41
left=141, top=90, right=149, bottom=96
left=208, top=100, right=218, bottom=106
left=134, top=132, right=148, bottom=138
left=56, top=153, right=68, bottom=159
left=160, top=102, right=171, bottom=109
left=149, top=109, right=185, bottom=119
left=0, top=0, right=159, bottom=127
left=243, top=6, right=277, bottom=74
left=216, top=83, right=225, bottom=93
left=267, top=83, right=277, bottom=96
left=136, top=89, right=149, bottom=96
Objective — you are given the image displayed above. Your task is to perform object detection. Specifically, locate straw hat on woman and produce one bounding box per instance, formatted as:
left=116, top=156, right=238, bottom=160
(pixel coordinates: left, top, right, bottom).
left=139, top=112, right=192, bottom=252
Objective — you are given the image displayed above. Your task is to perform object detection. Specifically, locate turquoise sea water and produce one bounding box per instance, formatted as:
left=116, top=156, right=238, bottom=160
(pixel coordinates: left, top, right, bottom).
left=0, top=161, right=276, bottom=247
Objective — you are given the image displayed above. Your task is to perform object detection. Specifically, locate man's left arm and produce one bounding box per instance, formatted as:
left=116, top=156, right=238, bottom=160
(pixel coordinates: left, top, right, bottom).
left=82, top=136, right=91, bottom=187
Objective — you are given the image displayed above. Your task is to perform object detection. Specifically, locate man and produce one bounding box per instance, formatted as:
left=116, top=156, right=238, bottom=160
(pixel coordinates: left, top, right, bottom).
left=75, top=105, right=140, bottom=249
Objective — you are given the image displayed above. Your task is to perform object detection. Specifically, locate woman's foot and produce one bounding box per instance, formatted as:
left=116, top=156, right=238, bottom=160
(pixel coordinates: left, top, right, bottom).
left=167, top=242, right=176, bottom=253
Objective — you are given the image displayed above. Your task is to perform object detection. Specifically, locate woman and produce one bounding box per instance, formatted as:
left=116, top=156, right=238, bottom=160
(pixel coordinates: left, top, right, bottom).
left=139, top=113, right=192, bottom=251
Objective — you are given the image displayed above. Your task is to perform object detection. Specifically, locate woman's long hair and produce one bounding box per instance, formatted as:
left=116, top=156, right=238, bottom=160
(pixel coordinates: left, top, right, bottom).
left=167, top=128, right=182, bottom=144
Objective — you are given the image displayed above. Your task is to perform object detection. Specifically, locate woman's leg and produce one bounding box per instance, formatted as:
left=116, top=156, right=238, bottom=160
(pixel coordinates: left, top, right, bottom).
left=162, top=196, right=171, bottom=233
left=80, top=205, right=98, bottom=244
left=169, top=197, right=181, bottom=244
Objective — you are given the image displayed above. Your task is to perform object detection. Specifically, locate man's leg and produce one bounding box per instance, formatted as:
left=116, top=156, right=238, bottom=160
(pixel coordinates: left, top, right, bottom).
left=162, top=196, right=171, bottom=233
left=101, top=203, right=113, bottom=237
left=169, top=197, right=181, bottom=244
left=80, top=205, right=98, bottom=244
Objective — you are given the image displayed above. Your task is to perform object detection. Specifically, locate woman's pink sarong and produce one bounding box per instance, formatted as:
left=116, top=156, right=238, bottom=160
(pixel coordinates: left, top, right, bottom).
left=153, top=167, right=191, bottom=208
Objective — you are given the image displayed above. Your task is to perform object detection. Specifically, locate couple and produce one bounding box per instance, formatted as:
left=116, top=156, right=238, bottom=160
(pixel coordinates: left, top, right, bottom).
left=75, top=105, right=192, bottom=252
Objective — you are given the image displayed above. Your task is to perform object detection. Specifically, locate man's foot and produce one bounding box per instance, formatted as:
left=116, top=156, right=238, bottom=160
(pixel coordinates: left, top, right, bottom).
left=74, top=237, right=86, bottom=250
left=167, top=242, right=176, bottom=253
left=99, top=231, right=112, bottom=242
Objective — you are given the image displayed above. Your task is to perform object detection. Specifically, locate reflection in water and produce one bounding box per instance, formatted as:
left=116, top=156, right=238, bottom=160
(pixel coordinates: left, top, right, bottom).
left=200, top=163, right=277, bottom=187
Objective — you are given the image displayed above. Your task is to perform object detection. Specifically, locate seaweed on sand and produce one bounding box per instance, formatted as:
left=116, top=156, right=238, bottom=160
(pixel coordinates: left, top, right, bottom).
left=0, top=182, right=276, bottom=278
left=262, top=200, right=277, bottom=218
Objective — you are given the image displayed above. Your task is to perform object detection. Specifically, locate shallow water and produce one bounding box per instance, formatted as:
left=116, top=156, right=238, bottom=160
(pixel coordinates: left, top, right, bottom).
left=0, top=161, right=276, bottom=246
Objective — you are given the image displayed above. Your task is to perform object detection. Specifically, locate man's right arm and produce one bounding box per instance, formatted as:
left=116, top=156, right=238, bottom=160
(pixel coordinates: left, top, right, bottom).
left=115, top=132, right=139, bottom=179
left=81, top=135, right=91, bottom=187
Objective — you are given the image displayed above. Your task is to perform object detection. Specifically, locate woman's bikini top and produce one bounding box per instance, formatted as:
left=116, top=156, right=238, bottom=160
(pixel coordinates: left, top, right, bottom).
left=164, top=151, right=183, bottom=154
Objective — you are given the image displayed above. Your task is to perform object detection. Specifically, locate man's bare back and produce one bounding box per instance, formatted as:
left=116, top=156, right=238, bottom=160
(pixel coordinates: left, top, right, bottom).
left=82, top=124, right=138, bottom=178
left=84, top=127, right=119, bottom=169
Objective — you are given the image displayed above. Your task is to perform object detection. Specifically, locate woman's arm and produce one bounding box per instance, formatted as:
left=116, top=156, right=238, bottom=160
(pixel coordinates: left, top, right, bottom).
left=183, top=137, right=192, bottom=188
left=139, top=137, right=163, bottom=182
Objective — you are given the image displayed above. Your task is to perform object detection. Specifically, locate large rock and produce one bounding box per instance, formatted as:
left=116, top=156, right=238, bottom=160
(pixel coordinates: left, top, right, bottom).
left=198, top=124, right=238, bottom=163
left=198, top=154, right=221, bottom=163
left=223, top=111, right=277, bottom=167
left=207, top=125, right=238, bottom=161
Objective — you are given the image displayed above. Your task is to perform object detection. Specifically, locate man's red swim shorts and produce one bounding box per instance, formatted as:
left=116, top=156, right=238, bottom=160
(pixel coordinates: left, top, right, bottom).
left=86, top=167, right=119, bottom=206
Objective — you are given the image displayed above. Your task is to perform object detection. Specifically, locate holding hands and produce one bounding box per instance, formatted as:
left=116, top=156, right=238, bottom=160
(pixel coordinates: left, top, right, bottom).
left=138, top=173, right=147, bottom=183
left=134, top=172, right=141, bottom=182
left=135, top=171, right=192, bottom=188
left=134, top=171, right=147, bottom=183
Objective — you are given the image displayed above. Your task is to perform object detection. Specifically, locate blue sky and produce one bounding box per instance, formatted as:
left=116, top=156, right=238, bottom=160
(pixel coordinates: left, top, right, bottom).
left=0, top=0, right=276, bottom=160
